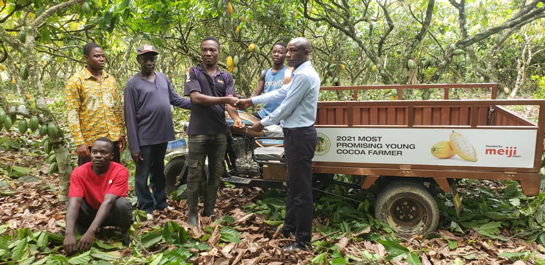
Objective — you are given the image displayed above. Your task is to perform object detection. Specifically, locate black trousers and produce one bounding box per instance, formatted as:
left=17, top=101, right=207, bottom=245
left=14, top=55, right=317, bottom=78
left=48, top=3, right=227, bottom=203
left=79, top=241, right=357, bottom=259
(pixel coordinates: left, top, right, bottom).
left=134, top=143, right=168, bottom=214
left=78, top=141, right=121, bottom=166
left=282, top=126, right=317, bottom=243
left=76, top=197, right=133, bottom=234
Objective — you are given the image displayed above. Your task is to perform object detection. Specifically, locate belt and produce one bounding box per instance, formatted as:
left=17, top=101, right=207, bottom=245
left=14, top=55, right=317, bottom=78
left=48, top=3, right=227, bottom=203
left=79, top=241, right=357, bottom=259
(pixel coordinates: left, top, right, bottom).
left=282, top=125, right=314, bottom=131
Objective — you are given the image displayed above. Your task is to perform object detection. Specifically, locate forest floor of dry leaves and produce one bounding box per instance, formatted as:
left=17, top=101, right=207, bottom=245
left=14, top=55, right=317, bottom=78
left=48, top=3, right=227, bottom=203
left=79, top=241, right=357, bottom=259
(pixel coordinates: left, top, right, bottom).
left=2, top=130, right=545, bottom=264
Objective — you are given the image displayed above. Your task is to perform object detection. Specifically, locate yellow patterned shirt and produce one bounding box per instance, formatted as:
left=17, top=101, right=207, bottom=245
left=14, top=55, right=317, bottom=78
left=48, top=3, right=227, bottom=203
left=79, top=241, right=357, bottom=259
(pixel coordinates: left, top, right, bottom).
left=65, top=68, right=125, bottom=147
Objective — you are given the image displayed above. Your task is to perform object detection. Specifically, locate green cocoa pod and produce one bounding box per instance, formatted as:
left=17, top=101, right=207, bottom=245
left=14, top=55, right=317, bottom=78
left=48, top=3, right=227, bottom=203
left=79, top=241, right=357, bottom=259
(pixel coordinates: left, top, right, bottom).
left=47, top=123, right=59, bottom=138
left=18, top=119, right=28, bottom=134
left=18, top=30, right=26, bottom=43
left=453, top=49, right=465, bottom=56
left=29, top=116, right=39, bottom=132
left=20, top=65, right=29, bottom=80
left=0, top=109, right=6, bottom=124
left=82, top=2, right=91, bottom=13
left=407, top=59, right=416, bottom=69
left=39, top=125, right=48, bottom=136
left=47, top=154, right=57, bottom=164
left=48, top=162, right=58, bottom=174
left=4, top=117, right=13, bottom=130
left=44, top=139, right=52, bottom=154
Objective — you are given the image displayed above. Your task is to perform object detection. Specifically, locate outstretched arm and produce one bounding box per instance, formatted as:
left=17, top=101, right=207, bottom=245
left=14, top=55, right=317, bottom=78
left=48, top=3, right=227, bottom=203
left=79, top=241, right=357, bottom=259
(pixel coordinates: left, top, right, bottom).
left=189, top=91, right=238, bottom=107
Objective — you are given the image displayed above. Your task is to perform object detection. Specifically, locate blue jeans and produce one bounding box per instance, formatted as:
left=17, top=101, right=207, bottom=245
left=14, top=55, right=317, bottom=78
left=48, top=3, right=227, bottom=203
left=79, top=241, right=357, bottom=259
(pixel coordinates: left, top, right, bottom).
left=186, top=134, right=228, bottom=191
left=134, top=143, right=168, bottom=214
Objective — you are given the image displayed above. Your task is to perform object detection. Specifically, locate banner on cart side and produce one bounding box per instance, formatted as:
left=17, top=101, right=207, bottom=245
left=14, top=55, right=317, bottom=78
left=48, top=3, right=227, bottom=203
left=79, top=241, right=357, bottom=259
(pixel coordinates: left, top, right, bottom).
left=313, top=128, right=537, bottom=168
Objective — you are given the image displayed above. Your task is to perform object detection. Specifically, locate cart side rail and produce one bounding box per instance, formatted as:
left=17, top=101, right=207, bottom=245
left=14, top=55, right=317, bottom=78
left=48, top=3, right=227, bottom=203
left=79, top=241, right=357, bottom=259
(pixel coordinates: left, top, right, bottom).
left=320, top=83, right=499, bottom=100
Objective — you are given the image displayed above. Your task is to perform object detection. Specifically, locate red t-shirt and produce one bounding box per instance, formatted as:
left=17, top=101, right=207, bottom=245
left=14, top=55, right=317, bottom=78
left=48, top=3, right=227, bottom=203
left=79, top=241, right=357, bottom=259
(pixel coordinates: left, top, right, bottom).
left=68, top=162, right=129, bottom=210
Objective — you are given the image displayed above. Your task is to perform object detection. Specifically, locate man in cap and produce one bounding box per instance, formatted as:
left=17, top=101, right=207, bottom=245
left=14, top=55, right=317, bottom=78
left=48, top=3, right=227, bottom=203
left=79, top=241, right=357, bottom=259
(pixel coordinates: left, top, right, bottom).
left=124, top=44, right=191, bottom=219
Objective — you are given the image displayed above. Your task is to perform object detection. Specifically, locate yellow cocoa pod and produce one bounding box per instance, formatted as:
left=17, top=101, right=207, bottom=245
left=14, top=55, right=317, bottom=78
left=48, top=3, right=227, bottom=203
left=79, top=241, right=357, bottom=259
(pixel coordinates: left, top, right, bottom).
left=227, top=3, right=233, bottom=15
left=248, top=43, right=255, bottom=52
left=340, top=64, right=345, bottom=70
left=430, top=141, right=455, bottom=159
left=226, top=56, right=233, bottom=68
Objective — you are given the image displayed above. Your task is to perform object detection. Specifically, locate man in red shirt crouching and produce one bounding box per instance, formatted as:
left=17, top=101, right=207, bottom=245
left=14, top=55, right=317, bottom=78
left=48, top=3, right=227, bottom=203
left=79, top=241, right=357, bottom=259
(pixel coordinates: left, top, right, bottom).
left=64, top=137, right=133, bottom=254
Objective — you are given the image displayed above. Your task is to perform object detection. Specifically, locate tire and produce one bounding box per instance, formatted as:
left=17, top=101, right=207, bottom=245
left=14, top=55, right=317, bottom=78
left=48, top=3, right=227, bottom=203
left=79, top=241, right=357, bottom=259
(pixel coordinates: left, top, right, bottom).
left=164, top=156, right=188, bottom=194
left=374, top=181, right=439, bottom=237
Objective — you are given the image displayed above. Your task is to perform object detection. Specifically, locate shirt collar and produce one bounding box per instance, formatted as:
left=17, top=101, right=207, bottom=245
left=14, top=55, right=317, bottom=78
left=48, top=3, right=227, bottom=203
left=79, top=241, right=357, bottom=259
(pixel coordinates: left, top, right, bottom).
left=293, top=61, right=312, bottom=75
left=82, top=67, right=109, bottom=80
left=197, top=64, right=226, bottom=78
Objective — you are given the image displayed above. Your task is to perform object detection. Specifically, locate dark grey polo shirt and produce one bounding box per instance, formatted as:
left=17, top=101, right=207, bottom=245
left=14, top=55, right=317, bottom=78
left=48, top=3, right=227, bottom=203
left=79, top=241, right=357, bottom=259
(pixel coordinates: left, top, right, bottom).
left=183, top=64, right=235, bottom=135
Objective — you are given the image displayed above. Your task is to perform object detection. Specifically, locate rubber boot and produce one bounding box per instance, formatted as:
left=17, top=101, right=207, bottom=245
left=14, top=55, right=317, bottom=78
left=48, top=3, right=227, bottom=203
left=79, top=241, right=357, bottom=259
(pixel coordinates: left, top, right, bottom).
left=202, top=185, right=219, bottom=217
left=186, top=185, right=199, bottom=227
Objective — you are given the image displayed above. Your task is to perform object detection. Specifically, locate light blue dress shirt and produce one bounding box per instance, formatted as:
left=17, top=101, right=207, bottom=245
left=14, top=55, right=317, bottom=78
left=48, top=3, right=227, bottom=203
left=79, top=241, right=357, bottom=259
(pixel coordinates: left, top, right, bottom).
left=251, top=61, right=320, bottom=128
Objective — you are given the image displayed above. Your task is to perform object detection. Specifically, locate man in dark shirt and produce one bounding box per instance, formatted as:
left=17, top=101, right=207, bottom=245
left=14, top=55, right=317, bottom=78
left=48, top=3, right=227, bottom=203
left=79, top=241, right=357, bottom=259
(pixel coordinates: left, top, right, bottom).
left=124, top=45, right=191, bottom=219
left=184, top=37, right=243, bottom=227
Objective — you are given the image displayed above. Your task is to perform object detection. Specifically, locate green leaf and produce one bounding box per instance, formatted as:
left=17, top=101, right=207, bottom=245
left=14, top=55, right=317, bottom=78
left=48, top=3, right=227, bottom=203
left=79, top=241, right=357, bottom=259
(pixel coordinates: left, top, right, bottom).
left=220, top=226, right=240, bottom=243
left=498, top=251, right=528, bottom=260
left=332, top=257, right=348, bottom=264
left=448, top=240, right=458, bottom=250
left=264, top=220, right=284, bottom=226
left=0, top=224, right=8, bottom=235
left=379, top=239, right=409, bottom=258
left=11, top=238, right=29, bottom=261
left=37, top=231, right=48, bottom=248
left=140, top=231, right=163, bottom=248
left=407, top=253, right=421, bottom=265
left=476, top=222, right=501, bottom=235
left=148, top=253, right=163, bottom=265
left=535, top=257, right=545, bottom=265
left=449, top=221, right=464, bottom=233
left=11, top=165, right=31, bottom=174
left=311, top=252, right=328, bottom=264
left=68, top=250, right=91, bottom=264
left=90, top=249, right=121, bottom=261
left=221, top=215, right=235, bottom=224
left=94, top=240, right=116, bottom=250
left=33, top=256, right=48, bottom=265
left=195, top=243, right=211, bottom=251
left=162, top=221, right=188, bottom=244
left=453, top=258, right=464, bottom=265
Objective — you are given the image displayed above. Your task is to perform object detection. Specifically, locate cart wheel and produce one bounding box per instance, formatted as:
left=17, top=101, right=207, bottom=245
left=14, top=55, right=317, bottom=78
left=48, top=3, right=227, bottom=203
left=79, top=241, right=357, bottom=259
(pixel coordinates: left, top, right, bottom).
left=164, top=156, right=188, bottom=194
left=375, top=181, right=439, bottom=237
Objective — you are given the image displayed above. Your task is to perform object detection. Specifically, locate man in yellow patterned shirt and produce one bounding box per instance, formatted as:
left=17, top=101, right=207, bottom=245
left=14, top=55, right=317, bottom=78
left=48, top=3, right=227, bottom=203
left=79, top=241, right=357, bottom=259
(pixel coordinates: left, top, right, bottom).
left=65, top=42, right=126, bottom=169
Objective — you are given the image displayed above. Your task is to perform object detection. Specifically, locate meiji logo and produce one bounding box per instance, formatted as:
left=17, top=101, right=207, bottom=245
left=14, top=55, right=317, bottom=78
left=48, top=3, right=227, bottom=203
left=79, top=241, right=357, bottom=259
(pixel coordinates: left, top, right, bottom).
left=485, top=146, right=519, bottom=158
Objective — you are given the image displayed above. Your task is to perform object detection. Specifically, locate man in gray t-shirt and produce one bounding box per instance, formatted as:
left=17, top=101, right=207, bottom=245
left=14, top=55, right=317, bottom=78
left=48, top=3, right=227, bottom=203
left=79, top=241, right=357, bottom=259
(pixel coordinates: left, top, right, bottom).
left=183, top=37, right=243, bottom=227
left=124, top=45, right=191, bottom=218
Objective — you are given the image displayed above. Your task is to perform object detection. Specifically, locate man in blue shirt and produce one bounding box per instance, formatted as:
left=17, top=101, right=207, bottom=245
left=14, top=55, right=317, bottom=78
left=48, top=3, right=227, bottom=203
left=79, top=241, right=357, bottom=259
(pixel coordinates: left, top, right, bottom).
left=124, top=45, right=191, bottom=219
left=239, top=37, right=320, bottom=252
left=250, top=42, right=288, bottom=120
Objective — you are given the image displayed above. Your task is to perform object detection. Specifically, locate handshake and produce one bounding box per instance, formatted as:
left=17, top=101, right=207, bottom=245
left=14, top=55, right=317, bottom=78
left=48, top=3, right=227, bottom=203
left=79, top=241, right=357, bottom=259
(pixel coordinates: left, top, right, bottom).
left=226, top=96, right=253, bottom=110
left=225, top=96, right=264, bottom=132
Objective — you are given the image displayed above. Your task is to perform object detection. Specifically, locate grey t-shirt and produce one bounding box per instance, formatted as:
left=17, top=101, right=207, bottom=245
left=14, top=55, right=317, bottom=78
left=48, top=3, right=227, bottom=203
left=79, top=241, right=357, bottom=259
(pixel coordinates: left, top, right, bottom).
left=124, top=72, right=191, bottom=153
